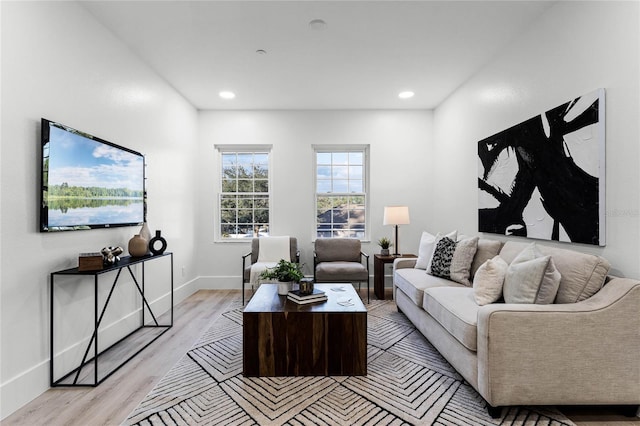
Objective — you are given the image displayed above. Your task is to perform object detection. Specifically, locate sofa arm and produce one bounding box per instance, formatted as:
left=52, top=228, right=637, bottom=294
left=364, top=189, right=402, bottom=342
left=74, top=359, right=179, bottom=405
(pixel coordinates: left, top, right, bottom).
left=476, top=277, right=640, bottom=407
left=393, top=257, right=417, bottom=270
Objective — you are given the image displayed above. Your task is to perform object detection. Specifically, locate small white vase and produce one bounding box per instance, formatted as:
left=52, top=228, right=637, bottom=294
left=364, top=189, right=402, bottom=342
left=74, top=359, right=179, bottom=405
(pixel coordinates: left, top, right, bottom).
left=139, top=222, right=151, bottom=254
left=277, top=282, right=292, bottom=295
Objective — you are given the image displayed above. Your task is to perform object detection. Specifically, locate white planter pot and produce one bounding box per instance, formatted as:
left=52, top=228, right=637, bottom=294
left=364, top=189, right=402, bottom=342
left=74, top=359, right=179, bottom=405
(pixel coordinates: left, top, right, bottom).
left=277, top=281, right=292, bottom=295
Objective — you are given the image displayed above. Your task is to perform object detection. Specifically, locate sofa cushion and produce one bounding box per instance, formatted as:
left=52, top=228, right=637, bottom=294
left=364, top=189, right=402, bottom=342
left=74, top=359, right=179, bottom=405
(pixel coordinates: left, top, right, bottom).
left=414, top=231, right=436, bottom=269
left=449, top=236, right=479, bottom=286
left=315, top=238, right=361, bottom=262
left=416, top=230, right=457, bottom=270
left=428, top=236, right=479, bottom=287
left=470, top=239, right=504, bottom=279
left=395, top=268, right=464, bottom=307
left=423, top=287, right=479, bottom=351
left=473, top=255, right=508, bottom=305
left=500, top=241, right=610, bottom=303
left=503, top=243, right=561, bottom=304
left=429, top=237, right=457, bottom=278
left=425, top=230, right=458, bottom=272
left=315, top=261, right=368, bottom=282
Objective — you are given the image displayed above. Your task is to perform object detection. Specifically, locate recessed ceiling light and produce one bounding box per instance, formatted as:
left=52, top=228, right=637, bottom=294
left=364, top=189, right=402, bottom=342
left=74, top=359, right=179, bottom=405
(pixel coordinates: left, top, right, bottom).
left=398, top=91, right=415, bottom=99
left=219, top=91, right=236, bottom=100
left=309, top=19, right=327, bottom=30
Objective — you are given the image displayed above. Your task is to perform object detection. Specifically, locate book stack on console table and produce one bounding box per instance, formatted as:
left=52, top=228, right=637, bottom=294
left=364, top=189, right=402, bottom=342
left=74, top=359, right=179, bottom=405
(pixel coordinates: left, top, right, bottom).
left=287, top=289, right=328, bottom=304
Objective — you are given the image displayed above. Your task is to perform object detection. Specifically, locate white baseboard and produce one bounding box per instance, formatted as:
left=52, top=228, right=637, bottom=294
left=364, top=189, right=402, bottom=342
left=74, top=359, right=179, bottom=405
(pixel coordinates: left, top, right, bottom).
left=0, top=277, right=198, bottom=421
left=196, top=275, right=240, bottom=290
left=0, top=360, right=50, bottom=421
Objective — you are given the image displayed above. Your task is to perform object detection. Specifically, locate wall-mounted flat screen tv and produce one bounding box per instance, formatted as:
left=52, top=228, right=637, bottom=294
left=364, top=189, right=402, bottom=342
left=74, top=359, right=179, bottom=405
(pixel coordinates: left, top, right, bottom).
left=40, top=118, right=145, bottom=232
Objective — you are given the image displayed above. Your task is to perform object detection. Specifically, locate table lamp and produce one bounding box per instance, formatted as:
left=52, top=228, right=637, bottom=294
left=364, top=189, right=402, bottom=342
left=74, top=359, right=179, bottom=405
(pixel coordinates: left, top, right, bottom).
left=383, top=206, right=410, bottom=256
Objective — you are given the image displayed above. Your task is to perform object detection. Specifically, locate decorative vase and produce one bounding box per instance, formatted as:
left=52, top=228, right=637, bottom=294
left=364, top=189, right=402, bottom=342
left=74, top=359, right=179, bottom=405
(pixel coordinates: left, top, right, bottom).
left=139, top=222, right=152, bottom=254
left=149, top=230, right=167, bottom=255
left=277, top=281, right=292, bottom=295
left=381, top=249, right=390, bottom=256
left=128, top=234, right=148, bottom=257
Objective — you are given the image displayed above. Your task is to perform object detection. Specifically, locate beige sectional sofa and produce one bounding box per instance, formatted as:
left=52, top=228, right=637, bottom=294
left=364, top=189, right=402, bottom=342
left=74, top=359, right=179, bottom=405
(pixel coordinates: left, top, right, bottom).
left=393, top=238, right=640, bottom=417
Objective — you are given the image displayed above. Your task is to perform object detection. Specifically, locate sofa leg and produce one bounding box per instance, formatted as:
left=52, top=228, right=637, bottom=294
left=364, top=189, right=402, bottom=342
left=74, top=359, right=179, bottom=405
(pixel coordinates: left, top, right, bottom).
left=486, top=404, right=502, bottom=419
left=620, top=405, right=640, bottom=417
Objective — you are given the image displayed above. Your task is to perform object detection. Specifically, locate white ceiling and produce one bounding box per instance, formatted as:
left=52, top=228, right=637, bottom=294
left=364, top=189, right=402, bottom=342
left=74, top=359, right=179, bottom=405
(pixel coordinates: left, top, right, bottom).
left=82, top=1, right=554, bottom=110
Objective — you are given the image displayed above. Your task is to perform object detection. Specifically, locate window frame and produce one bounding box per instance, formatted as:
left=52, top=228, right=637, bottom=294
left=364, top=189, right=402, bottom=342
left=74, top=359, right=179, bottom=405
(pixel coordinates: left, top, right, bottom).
left=215, top=144, right=273, bottom=242
left=312, top=144, right=370, bottom=241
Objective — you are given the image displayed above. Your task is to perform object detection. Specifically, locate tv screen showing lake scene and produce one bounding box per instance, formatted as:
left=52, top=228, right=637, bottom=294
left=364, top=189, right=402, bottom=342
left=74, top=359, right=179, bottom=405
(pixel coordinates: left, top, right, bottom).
left=40, top=119, right=145, bottom=232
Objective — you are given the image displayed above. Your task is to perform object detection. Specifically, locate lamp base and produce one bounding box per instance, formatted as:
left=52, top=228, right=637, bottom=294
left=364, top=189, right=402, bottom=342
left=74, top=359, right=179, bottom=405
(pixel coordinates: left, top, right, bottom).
left=393, top=224, right=400, bottom=256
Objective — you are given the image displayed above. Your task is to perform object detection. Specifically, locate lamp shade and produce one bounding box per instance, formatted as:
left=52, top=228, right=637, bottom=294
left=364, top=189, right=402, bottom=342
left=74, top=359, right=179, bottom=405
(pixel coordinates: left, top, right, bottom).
left=383, top=206, right=410, bottom=226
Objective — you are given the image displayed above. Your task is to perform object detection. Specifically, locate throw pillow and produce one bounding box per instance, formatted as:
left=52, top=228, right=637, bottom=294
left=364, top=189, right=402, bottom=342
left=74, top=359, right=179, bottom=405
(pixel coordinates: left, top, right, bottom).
left=449, top=236, right=479, bottom=286
left=428, top=237, right=457, bottom=279
left=503, top=243, right=561, bottom=304
left=470, top=239, right=503, bottom=279
left=473, top=255, right=508, bottom=305
left=257, top=236, right=291, bottom=263
left=414, top=231, right=436, bottom=269
left=425, top=230, right=457, bottom=272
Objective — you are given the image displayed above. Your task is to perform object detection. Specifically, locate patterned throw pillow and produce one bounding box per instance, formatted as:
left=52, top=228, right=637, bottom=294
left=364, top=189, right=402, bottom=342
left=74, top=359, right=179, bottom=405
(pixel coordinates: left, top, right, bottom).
left=429, top=237, right=457, bottom=279
left=423, top=230, right=458, bottom=271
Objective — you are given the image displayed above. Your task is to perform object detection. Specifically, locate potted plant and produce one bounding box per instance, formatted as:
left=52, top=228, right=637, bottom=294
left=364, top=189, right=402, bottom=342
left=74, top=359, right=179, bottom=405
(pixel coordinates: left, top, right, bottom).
left=377, top=237, right=393, bottom=256
left=260, top=259, right=304, bottom=295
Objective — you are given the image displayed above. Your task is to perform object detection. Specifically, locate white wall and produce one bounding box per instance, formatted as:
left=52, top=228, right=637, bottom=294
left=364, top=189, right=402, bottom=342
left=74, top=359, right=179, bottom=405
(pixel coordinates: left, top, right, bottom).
left=433, top=1, right=640, bottom=277
left=4, top=0, right=638, bottom=421
left=195, top=110, right=433, bottom=286
left=0, top=2, right=199, bottom=419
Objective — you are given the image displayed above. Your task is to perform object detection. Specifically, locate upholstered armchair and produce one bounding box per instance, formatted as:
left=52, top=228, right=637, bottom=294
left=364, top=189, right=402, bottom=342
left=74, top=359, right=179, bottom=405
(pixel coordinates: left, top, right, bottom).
left=313, top=238, right=370, bottom=303
left=242, top=236, right=299, bottom=304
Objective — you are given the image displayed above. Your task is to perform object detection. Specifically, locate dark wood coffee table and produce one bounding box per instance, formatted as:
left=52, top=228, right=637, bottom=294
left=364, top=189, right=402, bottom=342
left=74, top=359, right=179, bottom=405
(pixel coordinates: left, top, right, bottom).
left=243, top=283, right=367, bottom=377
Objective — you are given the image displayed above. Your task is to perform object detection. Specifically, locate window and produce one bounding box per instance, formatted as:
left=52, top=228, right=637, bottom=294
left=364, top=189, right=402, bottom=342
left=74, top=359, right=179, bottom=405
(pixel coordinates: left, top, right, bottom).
left=217, top=146, right=271, bottom=239
left=314, top=146, right=368, bottom=239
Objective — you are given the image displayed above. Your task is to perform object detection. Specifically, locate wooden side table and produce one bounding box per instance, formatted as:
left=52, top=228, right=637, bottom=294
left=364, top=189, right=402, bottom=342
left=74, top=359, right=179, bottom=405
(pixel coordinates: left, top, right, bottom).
left=373, top=254, right=417, bottom=300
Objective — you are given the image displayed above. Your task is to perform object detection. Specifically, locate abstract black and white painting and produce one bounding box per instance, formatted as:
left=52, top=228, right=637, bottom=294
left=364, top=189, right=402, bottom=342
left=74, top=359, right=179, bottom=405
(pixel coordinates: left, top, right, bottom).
left=478, top=89, right=605, bottom=246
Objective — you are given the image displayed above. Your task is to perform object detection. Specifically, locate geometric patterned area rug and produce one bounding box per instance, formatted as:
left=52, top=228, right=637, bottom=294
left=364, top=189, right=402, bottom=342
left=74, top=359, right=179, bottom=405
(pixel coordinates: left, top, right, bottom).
left=124, top=299, right=575, bottom=426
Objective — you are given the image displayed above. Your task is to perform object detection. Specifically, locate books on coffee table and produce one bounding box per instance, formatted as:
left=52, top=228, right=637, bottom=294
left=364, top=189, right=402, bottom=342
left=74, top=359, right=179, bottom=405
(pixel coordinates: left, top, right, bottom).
left=287, top=288, right=327, bottom=304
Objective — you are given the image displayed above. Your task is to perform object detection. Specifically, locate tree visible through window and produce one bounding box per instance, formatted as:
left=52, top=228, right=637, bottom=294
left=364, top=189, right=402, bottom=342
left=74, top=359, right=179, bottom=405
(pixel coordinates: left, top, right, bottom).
left=219, top=150, right=270, bottom=239
left=315, top=149, right=367, bottom=238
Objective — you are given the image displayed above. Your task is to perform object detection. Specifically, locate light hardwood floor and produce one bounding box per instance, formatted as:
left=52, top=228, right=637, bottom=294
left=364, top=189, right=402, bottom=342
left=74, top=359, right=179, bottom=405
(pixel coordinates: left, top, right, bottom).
left=3, top=289, right=638, bottom=425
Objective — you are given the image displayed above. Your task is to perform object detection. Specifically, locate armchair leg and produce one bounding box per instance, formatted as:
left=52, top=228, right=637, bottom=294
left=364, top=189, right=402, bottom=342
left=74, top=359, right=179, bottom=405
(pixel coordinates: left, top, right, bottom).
left=367, top=277, right=370, bottom=303
left=486, top=404, right=502, bottom=419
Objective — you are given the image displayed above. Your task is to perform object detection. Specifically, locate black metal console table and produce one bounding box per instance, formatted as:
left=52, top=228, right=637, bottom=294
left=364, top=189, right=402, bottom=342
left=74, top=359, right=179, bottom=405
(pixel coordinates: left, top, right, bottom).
left=50, top=252, right=173, bottom=387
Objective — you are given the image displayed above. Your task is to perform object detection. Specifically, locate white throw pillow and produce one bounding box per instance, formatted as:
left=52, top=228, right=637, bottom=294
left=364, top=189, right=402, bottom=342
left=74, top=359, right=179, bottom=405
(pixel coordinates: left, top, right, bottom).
left=256, top=236, right=291, bottom=263
left=503, top=243, right=561, bottom=304
left=414, top=231, right=436, bottom=269
left=425, top=230, right=457, bottom=273
left=473, top=255, right=508, bottom=305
